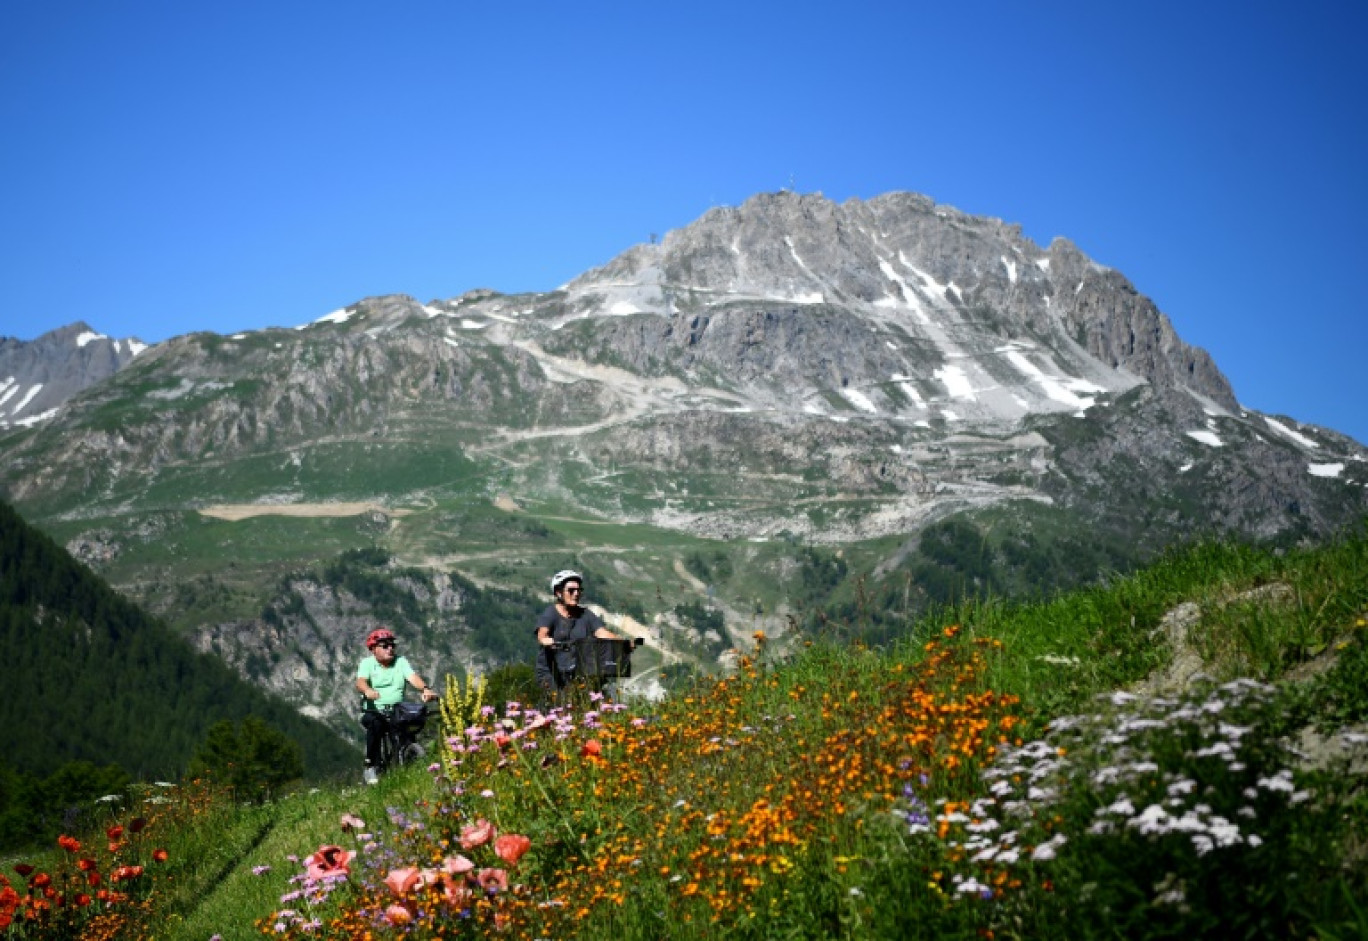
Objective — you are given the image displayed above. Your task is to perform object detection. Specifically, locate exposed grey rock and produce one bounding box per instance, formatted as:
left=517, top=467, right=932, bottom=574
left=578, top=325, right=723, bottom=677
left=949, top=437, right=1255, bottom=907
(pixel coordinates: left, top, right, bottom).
left=0, top=322, right=147, bottom=428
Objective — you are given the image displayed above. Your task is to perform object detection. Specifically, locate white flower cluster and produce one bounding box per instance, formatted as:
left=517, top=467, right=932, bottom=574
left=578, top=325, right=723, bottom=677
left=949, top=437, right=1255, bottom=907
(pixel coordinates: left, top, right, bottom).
left=925, top=677, right=1318, bottom=901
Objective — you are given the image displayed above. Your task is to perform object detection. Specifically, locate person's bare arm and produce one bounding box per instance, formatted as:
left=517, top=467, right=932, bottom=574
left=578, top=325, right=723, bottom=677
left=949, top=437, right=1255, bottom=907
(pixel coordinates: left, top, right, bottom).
left=407, top=672, right=439, bottom=702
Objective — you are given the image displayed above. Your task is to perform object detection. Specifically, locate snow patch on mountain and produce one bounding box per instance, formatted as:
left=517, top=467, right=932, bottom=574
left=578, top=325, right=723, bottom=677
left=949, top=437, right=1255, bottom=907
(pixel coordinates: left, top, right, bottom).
left=1265, top=417, right=1319, bottom=449
left=1308, top=463, right=1344, bottom=478
left=936, top=364, right=976, bottom=400
left=841, top=388, right=879, bottom=413
left=312, top=308, right=356, bottom=327
left=1187, top=429, right=1224, bottom=448
left=14, top=384, right=42, bottom=412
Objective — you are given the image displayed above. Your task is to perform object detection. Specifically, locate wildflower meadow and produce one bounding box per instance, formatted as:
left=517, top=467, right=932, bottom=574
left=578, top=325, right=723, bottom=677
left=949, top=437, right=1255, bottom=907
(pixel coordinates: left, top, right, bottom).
left=4, top=533, right=1367, bottom=939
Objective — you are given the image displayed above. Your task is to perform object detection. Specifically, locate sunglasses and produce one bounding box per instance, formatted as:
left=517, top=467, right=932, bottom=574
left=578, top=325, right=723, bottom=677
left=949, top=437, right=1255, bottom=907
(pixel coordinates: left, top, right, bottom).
left=375, top=641, right=396, bottom=649
left=562, top=586, right=582, bottom=595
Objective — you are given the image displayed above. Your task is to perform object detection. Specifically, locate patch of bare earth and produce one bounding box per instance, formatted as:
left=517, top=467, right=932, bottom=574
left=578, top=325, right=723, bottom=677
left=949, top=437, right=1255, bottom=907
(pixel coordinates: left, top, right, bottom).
left=199, top=503, right=413, bottom=521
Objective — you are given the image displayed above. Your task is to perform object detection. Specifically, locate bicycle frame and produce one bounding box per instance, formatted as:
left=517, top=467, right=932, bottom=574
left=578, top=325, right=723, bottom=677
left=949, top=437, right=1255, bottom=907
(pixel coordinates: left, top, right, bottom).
left=372, top=704, right=428, bottom=773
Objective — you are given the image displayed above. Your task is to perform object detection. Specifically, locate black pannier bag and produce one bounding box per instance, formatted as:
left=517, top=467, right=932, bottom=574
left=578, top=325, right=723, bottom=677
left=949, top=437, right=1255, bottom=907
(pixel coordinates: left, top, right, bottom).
left=389, top=701, right=427, bottom=729
left=592, top=638, right=634, bottom=678
left=555, top=638, right=635, bottom=681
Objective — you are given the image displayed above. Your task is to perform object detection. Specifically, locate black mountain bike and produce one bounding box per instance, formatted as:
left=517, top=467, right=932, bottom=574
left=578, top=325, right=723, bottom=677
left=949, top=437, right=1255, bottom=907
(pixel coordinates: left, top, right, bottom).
left=375, top=701, right=429, bottom=772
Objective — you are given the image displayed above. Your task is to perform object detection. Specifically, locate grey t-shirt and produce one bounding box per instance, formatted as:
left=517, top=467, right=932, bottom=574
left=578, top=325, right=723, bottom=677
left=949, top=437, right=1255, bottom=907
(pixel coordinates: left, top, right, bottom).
left=534, top=604, right=604, bottom=682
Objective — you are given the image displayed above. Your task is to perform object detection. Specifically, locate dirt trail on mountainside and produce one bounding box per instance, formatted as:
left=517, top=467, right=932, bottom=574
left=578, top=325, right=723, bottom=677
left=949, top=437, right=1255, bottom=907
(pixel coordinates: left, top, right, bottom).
left=199, top=502, right=413, bottom=521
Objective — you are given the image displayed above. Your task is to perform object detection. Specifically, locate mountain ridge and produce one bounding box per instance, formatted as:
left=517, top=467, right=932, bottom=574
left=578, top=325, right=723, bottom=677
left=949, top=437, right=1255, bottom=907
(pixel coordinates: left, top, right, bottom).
left=0, top=321, right=147, bottom=430
left=1, top=189, right=1364, bottom=734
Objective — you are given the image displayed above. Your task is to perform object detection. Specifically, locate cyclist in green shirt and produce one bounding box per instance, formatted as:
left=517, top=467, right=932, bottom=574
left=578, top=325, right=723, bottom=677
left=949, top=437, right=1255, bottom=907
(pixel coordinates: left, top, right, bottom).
left=356, top=627, right=437, bottom=784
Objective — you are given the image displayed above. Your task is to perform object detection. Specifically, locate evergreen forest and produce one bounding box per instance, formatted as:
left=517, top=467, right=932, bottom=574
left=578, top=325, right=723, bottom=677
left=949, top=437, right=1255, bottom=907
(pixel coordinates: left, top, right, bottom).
left=0, top=500, right=356, bottom=849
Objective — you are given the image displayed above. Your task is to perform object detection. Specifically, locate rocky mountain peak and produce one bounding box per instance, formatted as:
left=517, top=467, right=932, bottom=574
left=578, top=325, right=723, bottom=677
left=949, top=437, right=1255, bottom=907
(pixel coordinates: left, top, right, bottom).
left=0, top=322, right=147, bottom=429
left=548, top=190, right=1235, bottom=426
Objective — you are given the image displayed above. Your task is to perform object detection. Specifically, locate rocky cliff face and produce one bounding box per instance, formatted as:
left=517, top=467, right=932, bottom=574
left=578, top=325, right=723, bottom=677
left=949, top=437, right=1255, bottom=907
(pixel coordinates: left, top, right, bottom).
left=192, top=571, right=472, bottom=739
left=549, top=191, right=1234, bottom=416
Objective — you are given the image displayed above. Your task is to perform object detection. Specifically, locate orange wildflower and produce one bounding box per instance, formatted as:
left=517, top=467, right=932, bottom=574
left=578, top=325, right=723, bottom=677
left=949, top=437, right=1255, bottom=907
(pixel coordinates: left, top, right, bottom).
left=494, top=834, right=532, bottom=866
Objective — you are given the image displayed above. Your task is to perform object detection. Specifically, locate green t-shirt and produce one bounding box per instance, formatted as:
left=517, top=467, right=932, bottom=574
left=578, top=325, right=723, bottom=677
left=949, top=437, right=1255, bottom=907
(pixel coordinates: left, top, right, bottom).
left=358, top=655, right=415, bottom=710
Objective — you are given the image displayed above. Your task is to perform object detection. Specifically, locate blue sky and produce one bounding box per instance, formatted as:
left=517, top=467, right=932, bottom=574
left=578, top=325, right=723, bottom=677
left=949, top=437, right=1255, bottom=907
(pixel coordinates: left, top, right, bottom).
left=2, top=1, right=1365, bottom=443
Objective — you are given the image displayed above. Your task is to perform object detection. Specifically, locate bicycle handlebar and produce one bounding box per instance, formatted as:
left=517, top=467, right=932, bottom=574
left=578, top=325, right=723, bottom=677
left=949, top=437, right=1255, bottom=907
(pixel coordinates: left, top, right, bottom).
left=548, top=637, right=645, bottom=651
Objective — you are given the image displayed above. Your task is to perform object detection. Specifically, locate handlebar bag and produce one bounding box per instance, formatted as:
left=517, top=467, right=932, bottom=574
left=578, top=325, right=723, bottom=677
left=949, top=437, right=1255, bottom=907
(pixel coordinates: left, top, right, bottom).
left=389, top=701, right=426, bottom=728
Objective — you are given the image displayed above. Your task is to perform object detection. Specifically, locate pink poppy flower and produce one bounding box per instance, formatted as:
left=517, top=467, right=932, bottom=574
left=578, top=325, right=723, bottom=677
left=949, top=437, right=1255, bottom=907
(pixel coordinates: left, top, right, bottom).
left=442, top=855, right=476, bottom=876
left=476, top=868, right=509, bottom=893
left=459, top=819, right=496, bottom=850
left=437, top=873, right=475, bottom=908
left=304, top=845, right=355, bottom=882
left=580, top=738, right=603, bottom=758
left=383, top=867, right=423, bottom=897
left=384, top=903, right=414, bottom=926
left=339, top=813, right=366, bottom=833
left=493, top=834, right=532, bottom=866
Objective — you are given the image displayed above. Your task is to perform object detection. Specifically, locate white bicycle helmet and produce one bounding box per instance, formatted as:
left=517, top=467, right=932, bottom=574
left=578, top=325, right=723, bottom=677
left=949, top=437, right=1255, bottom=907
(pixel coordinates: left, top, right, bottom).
left=550, top=569, right=583, bottom=594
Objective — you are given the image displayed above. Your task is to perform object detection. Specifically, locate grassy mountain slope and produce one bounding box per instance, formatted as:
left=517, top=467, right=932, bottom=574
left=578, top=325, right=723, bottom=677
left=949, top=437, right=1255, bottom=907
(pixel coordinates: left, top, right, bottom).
left=0, top=499, right=356, bottom=782
left=8, top=525, right=1365, bottom=939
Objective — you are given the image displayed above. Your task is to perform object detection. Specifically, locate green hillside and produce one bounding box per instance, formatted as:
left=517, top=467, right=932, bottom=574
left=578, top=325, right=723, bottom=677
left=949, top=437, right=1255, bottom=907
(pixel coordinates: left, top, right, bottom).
left=4, top=523, right=1365, bottom=939
left=0, top=500, right=357, bottom=841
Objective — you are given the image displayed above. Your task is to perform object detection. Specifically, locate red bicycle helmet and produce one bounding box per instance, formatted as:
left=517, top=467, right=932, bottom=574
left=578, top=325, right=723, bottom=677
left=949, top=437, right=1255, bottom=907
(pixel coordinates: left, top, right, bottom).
left=366, top=628, right=396, bottom=649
